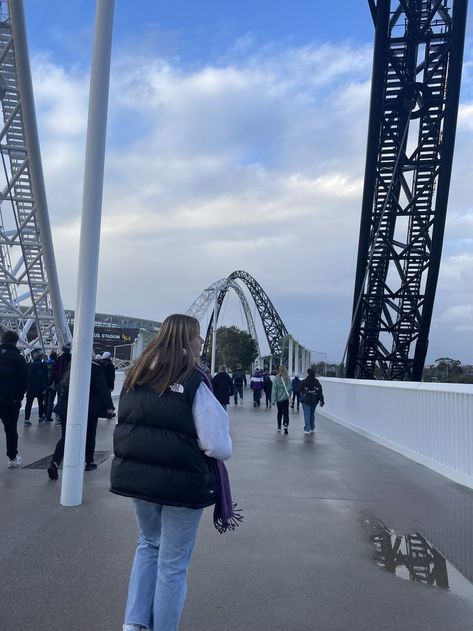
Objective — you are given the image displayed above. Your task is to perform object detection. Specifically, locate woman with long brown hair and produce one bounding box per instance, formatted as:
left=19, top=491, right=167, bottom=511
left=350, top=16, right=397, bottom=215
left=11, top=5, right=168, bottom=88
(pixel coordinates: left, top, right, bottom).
left=111, top=314, right=232, bottom=631
left=271, top=364, right=292, bottom=434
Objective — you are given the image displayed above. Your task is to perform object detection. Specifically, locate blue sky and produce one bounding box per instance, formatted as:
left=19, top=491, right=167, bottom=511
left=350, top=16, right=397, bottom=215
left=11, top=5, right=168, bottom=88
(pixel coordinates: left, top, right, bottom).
left=19, top=1, right=473, bottom=364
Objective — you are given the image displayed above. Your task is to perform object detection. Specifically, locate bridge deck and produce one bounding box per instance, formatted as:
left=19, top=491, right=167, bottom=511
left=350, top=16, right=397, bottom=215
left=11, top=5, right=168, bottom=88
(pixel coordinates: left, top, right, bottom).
left=1, top=387, right=473, bottom=630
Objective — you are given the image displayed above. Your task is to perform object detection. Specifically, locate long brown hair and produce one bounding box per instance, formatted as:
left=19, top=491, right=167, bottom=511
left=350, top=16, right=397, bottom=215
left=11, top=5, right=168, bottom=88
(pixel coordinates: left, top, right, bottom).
left=124, top=314, right=200, bottom=395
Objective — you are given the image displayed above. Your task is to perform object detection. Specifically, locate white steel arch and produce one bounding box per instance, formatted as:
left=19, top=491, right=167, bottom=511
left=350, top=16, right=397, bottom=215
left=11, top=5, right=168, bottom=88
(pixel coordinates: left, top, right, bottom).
left=186, top=277, right=261, bottom=357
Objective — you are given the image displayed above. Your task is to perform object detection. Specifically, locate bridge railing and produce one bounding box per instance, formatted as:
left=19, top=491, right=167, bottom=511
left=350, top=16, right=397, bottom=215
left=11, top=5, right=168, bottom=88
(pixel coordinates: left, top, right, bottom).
left=318, top=378, right=473, bottom=490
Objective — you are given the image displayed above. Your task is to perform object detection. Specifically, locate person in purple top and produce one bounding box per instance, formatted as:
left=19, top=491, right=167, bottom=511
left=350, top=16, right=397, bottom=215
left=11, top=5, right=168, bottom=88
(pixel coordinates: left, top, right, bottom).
left=250, top=367, right=264, bottom=408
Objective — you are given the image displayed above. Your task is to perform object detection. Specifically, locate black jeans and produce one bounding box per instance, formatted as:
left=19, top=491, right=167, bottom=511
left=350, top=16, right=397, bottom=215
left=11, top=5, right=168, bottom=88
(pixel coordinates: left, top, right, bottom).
left=291, top=392, right=300, bottom=409
left=24, top=394, right=45, bottom=421
left=44, top=387, right=56, bottom=420
left=0, top=402, right=21, bottom=460
left=233, top=384, right=243, bottom=404
left=52, top=414, right=99, bottom=466
left=276, top=400, right=289, bottom=428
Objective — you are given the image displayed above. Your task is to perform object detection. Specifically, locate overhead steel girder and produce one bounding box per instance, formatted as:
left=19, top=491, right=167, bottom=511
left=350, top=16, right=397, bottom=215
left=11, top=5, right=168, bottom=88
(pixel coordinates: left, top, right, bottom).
left=186, top=277, right=261, bottom=358
left=227, top=270, right=288, bottom=356
left=346, top=0, right=467, bottom=381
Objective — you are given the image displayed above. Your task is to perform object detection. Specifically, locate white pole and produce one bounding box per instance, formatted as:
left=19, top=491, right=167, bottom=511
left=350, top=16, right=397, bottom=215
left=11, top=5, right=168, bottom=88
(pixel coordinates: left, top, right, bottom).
left=288, top=336, right=294, bottom=376
left=60, top=0, right=115, bottom=507
left=211, top=288, right=218, bottom=376
left=294, top=342, right=299, bottom=375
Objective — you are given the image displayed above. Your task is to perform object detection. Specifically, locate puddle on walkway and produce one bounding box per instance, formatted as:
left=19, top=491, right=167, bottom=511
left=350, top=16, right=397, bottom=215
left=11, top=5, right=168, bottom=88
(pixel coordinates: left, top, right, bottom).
left=366, top=518, right=473, bottom=601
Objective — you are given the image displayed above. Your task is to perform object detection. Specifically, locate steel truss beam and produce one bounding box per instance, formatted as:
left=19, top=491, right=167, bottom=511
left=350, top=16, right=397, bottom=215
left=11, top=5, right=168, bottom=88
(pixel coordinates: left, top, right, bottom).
left=187, top=270, right=289, bottom=360
left=346, top=0, right=467, bottom=380
left=0, top=1, right=70, bottom=354
left=186, top=277, right=261, bottom=358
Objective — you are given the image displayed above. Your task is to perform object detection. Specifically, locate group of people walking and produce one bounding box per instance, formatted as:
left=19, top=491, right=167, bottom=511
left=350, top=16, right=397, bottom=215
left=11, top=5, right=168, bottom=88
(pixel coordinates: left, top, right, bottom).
left=0, top=316, right=323, bottom=631
left=0, top=328, right=116, bottom=473
left=208, top=360, right=325, bottom=436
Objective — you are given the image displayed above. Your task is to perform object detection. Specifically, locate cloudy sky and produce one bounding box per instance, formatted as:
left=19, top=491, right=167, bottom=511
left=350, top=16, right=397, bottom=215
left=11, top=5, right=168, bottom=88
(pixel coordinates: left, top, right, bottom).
left=21, top=1, right=473, bottom=363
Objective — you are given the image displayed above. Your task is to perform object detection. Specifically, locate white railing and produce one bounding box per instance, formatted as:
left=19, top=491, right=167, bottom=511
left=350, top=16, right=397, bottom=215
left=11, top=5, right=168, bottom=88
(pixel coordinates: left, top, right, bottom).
left=318, top=378, right=473, bottom=490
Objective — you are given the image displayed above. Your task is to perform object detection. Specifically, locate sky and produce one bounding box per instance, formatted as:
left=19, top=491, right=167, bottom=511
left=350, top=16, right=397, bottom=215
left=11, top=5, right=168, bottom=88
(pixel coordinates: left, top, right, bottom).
left=19, top=1, right=473, bottom=364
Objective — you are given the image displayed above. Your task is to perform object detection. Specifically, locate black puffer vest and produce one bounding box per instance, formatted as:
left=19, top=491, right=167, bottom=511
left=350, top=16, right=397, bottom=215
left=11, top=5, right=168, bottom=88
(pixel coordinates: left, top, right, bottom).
left=110, top=370, right=217, bottom=509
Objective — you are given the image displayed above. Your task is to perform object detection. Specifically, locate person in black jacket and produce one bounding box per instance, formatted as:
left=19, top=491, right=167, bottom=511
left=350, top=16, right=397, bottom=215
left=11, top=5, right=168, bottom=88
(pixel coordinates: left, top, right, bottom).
left=110, top=314, right=231, bottom=631
left=99, top=350, right=115, bottom=391
left=211, top=365, right=234, bottom=410
left=47, top=358, right=113, bottom=479
left=299, top=368, right=325, bottom=434
left=232, top=363, right=247, bottom=404
left=0, top=330, right=27, bottom=467
left=24, top=349, right=48, bottom=426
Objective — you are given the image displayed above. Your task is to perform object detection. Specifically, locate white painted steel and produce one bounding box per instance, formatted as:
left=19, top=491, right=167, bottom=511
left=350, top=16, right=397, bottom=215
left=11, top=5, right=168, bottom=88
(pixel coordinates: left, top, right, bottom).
left=187, top=278, right=261, bottom=357
left=210, top=287, right=217, bottom=376
left=288, top=336, right=294, bottom=376
left=10, top=0, right=70, bottom=347
left=318, top=378, right=473, bottom=490
left=61, top=0, right=115, bottom=507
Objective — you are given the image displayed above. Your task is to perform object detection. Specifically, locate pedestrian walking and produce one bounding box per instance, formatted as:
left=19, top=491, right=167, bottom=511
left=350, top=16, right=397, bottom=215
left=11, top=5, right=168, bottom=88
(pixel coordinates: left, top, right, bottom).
left=290, top=374, right=302, bottom=412
left=110, top=314, right=235, bottom=631
left=47, top=358, right=113, bottom=480
left=100, top=350, right=116, bottom=418
left=212, top=366, right=234, bottom=410
left=99, top=350, right=115, bottom=391
left=24, top=349, right=48, bottom=426
left=263, top=371, right=273, bottom=408
left=0, top=330, right=27, bottom=468
left=271, top=365, right=291, bottom=434
left=300, top=368, right=325, bottom=434
left=43, top=351, right=58, bottom=422
left=51, top=342, right=72, bottom=425
left=250, top=367, right=264, bottom=407
left=232, top=363, right=247, bottom=404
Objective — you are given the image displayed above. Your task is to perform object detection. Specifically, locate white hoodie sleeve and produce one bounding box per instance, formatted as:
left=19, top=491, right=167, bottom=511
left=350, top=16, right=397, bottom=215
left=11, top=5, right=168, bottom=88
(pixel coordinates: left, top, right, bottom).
left=192, top=382, right=232, bottom=460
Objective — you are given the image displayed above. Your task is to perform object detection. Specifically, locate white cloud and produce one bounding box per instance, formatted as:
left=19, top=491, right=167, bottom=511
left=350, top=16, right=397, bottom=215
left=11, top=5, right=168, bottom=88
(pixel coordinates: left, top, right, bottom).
left=29, top=38, right=473, bottom=362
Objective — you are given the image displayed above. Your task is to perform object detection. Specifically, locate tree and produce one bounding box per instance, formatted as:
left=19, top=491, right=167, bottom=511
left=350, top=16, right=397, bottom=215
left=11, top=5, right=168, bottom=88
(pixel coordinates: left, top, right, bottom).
left=214, top=326, right=258, bottom=371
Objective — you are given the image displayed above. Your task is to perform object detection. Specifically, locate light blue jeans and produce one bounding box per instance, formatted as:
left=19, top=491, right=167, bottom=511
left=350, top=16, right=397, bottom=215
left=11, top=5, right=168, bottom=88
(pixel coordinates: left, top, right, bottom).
left=124, top=499, right=203, bottom=631
left=302, top=402, right=317, bottom=431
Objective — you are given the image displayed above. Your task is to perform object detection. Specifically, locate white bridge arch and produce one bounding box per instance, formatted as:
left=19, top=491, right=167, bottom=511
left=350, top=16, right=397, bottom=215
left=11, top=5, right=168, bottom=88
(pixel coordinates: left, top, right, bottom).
left=186, top=277, right=261, bottom=357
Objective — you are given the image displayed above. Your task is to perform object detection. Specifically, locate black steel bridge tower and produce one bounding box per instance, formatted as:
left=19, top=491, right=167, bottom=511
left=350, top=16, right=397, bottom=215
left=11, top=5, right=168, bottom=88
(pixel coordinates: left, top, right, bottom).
left=346, top=0, right=468, bottom=380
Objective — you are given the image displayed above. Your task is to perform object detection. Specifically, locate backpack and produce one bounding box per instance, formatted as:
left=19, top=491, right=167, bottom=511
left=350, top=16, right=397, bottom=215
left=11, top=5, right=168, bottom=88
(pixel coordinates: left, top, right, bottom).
left=300, top=381, right=321, bottom=406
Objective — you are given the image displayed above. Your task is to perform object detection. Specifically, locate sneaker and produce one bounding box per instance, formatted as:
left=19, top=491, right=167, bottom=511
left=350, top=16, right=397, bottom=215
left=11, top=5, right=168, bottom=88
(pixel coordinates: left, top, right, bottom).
left=304, top=430, right=310, bottom=434
left=47, top=461, right=59, bottom=480
left=38, top=417, right=46, bottom=424
left=85, top=462, right=97, bottom=471
left=277, top=427, right=281, bottom=432
left=123, top=624, right=150, bottom=631
left=284, top=427, right=288, bottom=435
left=44, top=417, right=53, bottom=422
left=8, top=455, right=22, bottom=468
left=24, top=420, right=32, bottom=427
left=310, top=429, right=316, bottom=433
left=54, top=419, right=61, bottom=426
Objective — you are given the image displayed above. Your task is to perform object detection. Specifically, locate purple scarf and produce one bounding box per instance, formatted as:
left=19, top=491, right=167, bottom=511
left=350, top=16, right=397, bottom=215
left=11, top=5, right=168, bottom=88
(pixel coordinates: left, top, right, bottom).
left=195, top=364, right=244, bottom=533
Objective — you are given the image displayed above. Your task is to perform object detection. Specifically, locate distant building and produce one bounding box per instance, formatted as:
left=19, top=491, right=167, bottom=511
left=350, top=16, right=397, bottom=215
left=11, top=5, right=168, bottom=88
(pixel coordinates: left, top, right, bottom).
left=65, top=310, right=161, bottom=360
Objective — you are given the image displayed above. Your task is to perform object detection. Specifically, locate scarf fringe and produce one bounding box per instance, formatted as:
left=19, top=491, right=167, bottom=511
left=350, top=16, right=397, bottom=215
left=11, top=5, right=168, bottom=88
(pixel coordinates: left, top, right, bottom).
left=213, top=502, right=244, bottom=534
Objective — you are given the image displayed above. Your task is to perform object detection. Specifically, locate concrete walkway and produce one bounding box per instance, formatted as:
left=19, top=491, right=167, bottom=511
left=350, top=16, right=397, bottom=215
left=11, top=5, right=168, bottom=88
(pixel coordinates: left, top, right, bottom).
left=1, top=390, right=473, bottom=630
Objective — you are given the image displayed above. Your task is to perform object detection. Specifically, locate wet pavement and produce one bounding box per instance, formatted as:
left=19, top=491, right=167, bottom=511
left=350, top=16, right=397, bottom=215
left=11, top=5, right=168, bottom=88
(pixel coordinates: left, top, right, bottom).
left=1, top=389, right=473, bottom=630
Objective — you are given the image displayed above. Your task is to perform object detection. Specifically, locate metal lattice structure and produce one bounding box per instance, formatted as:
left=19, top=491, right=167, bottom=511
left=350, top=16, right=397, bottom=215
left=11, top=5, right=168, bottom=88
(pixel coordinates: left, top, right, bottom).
left=186, top=270, right=289, bottom=358
left=0, top=1, right=69, bottom=353
left=186, top=277, right=261, bottom=357
left=346, top=0, right=467, bottom=380
left=227, top=271, right=288, bottom=355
